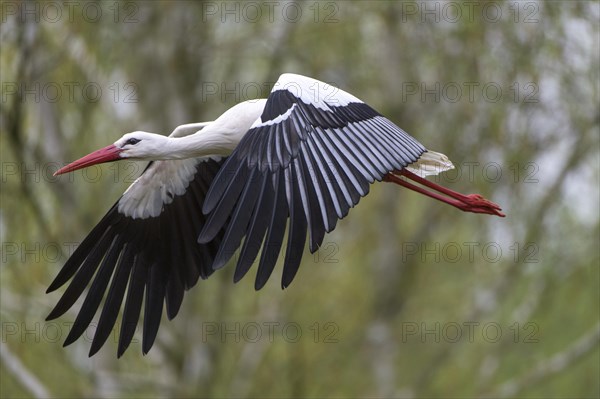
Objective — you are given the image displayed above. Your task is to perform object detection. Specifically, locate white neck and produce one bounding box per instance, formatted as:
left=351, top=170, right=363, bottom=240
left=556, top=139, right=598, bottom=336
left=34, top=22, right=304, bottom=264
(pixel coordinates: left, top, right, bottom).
left=160, top=131, right=237, bottom=159
left=147, top=99, right=267, bottom=160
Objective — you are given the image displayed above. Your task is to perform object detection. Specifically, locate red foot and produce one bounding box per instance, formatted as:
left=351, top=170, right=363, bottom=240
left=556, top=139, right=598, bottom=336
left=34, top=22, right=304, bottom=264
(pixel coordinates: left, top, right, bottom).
left=455, top=194, right=505, bottom=217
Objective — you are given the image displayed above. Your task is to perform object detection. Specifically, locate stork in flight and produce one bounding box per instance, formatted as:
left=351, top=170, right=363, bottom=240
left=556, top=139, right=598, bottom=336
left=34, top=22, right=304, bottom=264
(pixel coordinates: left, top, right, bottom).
left=48, top=73, right=504, bottom=357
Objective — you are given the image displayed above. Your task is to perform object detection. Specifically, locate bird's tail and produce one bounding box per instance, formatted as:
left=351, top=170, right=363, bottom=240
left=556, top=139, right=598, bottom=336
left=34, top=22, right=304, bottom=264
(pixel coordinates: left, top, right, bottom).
left=405, top=150, right=454, bottom=177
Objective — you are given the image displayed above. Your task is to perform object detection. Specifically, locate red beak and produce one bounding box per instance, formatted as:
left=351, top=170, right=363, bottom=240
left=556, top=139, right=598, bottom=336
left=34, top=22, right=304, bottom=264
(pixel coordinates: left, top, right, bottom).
left=54, top=145, right=123, bottom=176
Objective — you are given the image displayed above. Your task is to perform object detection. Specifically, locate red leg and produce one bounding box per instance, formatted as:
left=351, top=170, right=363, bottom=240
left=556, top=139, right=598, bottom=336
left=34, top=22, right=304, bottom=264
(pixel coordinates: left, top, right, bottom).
left=383, top=170, right=505, bottom=217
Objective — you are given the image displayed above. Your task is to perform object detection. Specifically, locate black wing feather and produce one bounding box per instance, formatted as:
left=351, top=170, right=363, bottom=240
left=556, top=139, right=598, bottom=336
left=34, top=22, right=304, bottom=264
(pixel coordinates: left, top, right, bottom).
left=46, top=210, right=119, bottom=292
left=118, top=256, right=147, bottom=357
left=255, top=170, right=288, bottom=290
left=295, top=152, right=326, bottom=252
left=47, top=158, right=227, bottom=357
left=199, top=77, right=426, bottom=291
left=89, top=244, right=135, bottom=356
left=142, top=259, right=167, bottom=354
left=46, top=228, right=115, bottom=320
left=212, top=167, right=262, bottom=270
left=281, top=163, right=308, bottom=288
left=233, top=170, right=273, bottom=282
left=63, top=235, right=122, bottom=347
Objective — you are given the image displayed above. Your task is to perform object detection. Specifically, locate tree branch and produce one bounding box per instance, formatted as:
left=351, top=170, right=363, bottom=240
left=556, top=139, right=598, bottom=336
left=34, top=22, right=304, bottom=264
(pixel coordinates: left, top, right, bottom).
left=485, top=322, right=600, bottom=398
left=0, top=343, right=50, bottom=398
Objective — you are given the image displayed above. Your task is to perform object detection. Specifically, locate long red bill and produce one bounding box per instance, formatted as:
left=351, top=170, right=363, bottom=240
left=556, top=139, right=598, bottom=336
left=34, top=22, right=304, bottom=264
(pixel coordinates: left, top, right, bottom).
left=54, top=145, right=122, bottom=176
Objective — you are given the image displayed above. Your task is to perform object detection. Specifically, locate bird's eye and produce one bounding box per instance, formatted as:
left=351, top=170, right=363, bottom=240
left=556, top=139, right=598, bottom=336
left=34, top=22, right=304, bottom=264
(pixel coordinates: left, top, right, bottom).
left=126, top=138, right=140, bottom=145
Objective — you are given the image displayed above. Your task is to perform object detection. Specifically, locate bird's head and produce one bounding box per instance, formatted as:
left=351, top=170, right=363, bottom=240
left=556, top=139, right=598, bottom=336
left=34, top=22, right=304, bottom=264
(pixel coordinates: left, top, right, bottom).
left=54, top=131, right=168, bottom=176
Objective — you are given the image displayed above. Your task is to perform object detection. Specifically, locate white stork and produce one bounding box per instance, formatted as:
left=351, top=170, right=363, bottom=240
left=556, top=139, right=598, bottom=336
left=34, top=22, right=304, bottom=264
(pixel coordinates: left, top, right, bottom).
left=48, top=73, right=504, bottom=357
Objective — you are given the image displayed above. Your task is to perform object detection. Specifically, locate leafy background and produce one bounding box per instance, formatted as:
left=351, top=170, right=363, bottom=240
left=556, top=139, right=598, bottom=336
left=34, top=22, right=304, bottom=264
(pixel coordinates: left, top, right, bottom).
left=1, top=1, right=598, bottom=398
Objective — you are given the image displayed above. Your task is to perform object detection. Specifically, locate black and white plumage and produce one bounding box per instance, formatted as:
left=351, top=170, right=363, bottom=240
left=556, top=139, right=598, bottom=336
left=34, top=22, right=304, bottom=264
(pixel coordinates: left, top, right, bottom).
left=48, top=73, right=504, bottom=357
left=198, top=74, right=427, bottom=288
left=48, top=156, right=225, bottom=357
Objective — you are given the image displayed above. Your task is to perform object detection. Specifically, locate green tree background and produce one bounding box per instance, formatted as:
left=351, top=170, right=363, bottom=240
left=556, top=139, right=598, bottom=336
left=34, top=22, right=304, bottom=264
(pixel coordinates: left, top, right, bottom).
left=1, top=1, right=599, bottom=398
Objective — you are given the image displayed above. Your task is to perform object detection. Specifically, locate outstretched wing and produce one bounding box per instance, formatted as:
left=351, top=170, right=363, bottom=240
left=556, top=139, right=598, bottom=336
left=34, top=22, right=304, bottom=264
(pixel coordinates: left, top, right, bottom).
left=47, top=156, right=226, bottom=357
left=198, top=73, right=426, bottom=290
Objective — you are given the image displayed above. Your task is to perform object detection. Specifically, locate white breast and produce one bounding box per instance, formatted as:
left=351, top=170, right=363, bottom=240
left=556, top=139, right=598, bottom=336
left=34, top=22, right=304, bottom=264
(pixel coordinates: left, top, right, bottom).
left=118, top=157, right=220, bottom=219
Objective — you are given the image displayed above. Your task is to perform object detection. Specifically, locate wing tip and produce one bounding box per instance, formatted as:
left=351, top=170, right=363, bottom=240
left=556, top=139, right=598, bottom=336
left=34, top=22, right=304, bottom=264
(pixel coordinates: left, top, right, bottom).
left=45, top=306, right=65, bottom=322
left=46, top=284, right=59, bottom=294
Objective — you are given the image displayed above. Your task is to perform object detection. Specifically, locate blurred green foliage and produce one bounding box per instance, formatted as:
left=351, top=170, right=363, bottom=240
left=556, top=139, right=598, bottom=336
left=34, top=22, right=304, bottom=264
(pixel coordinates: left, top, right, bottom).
left=1, top=1, right=598, bottom=398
